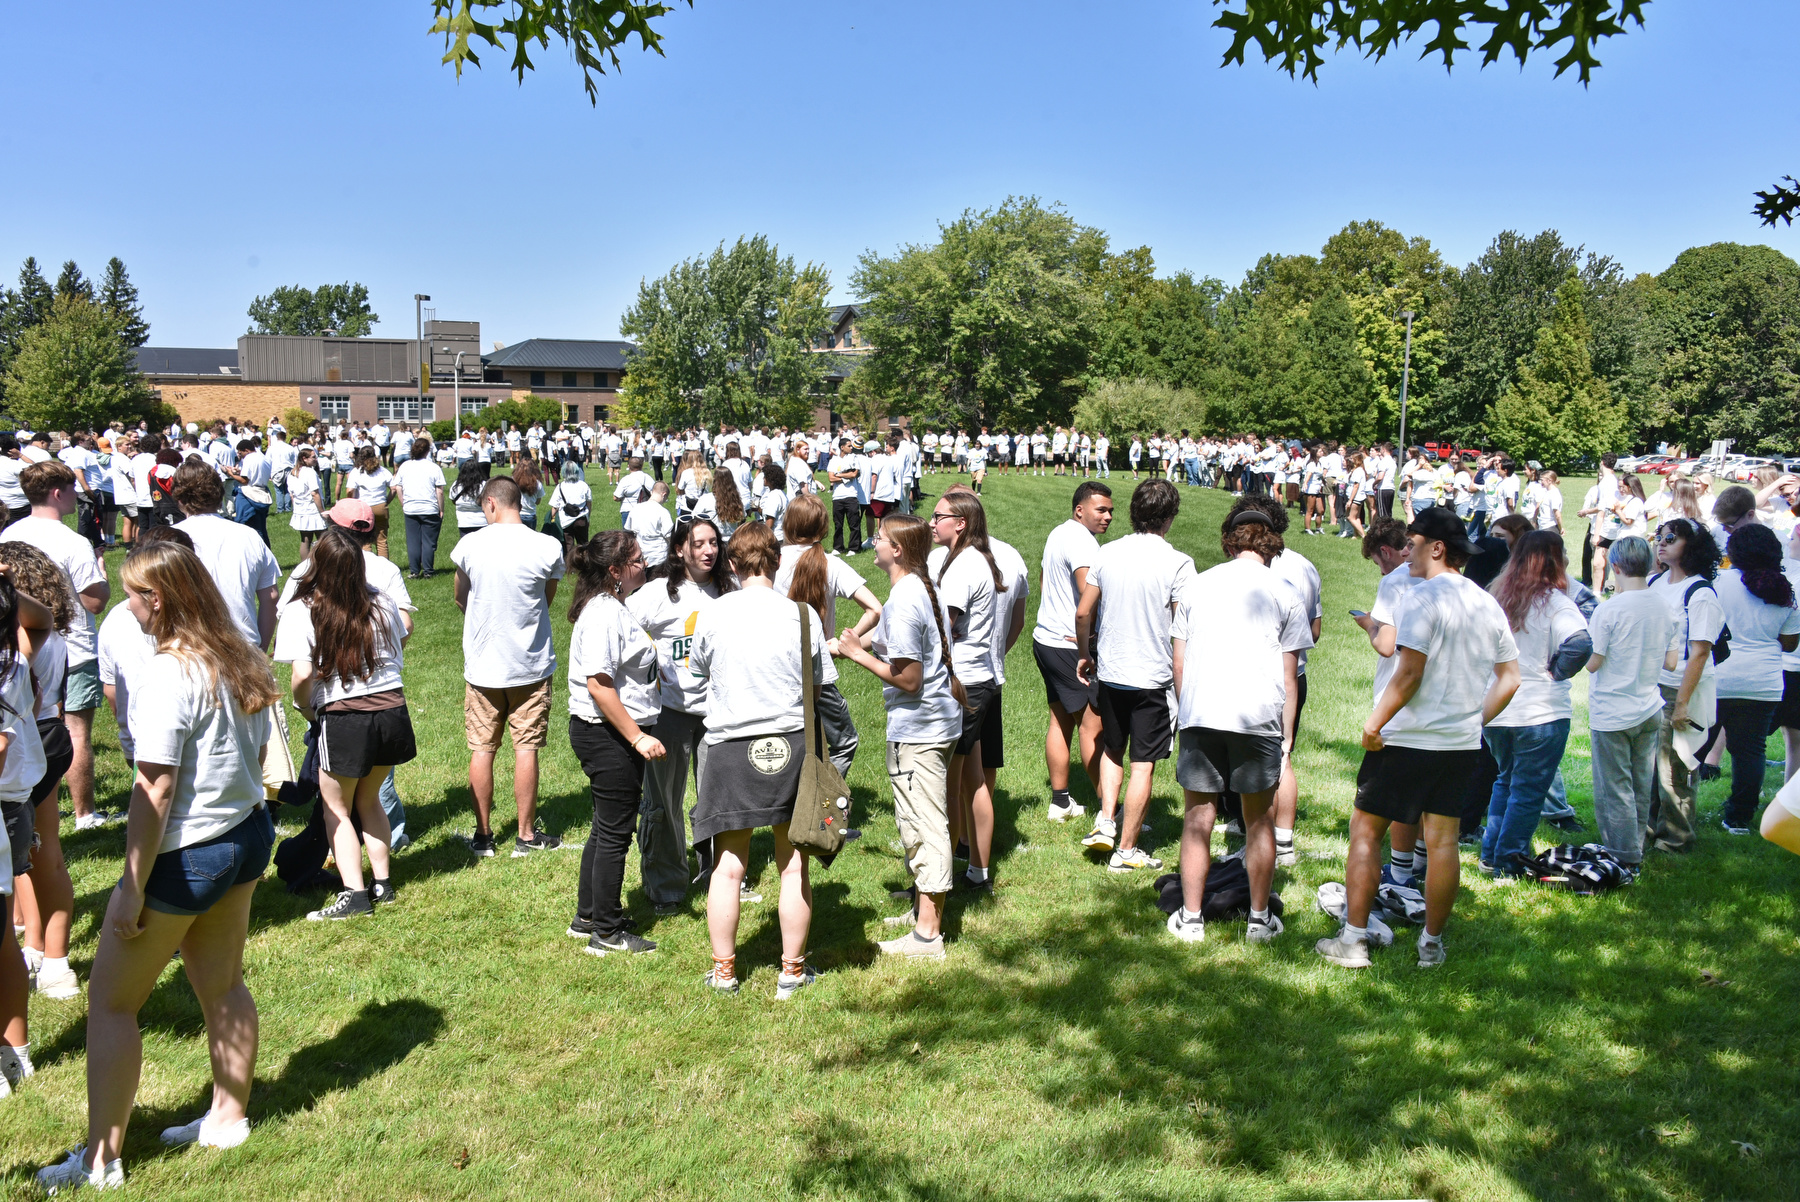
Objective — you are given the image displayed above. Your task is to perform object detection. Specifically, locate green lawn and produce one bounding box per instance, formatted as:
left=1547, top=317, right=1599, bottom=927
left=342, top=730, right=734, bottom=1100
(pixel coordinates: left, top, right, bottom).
left=3, top=466, right=1796, bottom=1201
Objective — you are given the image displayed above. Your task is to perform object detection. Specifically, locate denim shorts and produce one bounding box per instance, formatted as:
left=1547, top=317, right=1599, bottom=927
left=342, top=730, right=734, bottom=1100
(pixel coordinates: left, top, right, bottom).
left=143, top=808, right=275, bottom=916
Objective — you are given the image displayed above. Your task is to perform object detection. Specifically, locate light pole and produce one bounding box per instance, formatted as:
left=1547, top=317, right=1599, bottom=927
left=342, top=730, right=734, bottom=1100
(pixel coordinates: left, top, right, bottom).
left=414, top=293, right=431, bottom=418
left=1397, top=310, right=1415, bottom=450
left=446, top=348, right=468, bottom=438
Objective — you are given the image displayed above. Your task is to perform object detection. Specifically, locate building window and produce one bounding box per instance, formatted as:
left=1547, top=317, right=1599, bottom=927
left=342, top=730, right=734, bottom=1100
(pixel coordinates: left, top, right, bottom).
left=562, top=372, right=577, bottom=388
left=595, top=372, right=609, bottom=388
left=529, top=371, right=545, bottom=388
left=461, top=396, right=489, bottom=415
left=319, top=395, right=350, bottom=420
left=826, top=335, right=837, bottom=349
left=376, top=395, right=435, bottom=422
left=844, top=329, right=855, bottom=348
left=594, top=404, right=609, bottom=422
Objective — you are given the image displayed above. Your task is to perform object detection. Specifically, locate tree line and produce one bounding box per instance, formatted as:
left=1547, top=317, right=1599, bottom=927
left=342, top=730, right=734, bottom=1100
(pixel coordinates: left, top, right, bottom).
left=0, top=257, right=159, bottom=433
left=622, top=198, right=1800, bottom=467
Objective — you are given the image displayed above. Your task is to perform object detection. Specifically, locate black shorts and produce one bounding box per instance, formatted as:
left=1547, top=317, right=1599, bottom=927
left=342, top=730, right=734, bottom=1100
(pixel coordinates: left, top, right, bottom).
left=2, top=798, right=32, bottom=877
left=1176, top=727, right=1283, bottom=795
left=954, top=680, right=1005, bottom=766
left=317, top=705, right=418, bottom=780
left=1053, top=453, right=1066, bottom=466
left=1292, top=672, right=1309, bottom=740
left=1353, top=745, right=1484, bottom=825
left=30, top=717, right=74, bottom=807
left=1096, top=682, right=1173, bottom=763
left=1034, top=641, right=1097, bottom=715
left=1775, top=669, right=1800, bottom=731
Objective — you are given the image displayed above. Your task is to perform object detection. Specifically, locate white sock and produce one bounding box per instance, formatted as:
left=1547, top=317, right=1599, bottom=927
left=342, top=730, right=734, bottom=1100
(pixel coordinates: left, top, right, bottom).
left=966, top=866, right=990, bottom=883
left=1274, top=827, right=1293, bottom=843
left=1344, top=924, right=1368, bottom=942
left=1250, top=906, right=1270, bottom=923
left=1390, top=849, right=1415, bottom=872
left=43, top=956, right=69, bottom=974
left=1421, top=930, right=1443, bottom=946
left=2, top=1044, right=32, bottom=1077
left=1180, top=907, right=1202, bottom=923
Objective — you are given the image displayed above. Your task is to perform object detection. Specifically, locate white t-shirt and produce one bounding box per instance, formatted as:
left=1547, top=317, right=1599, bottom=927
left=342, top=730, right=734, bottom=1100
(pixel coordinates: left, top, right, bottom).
left=625, top=501, right=674, bottom=566
left=759, top=489, right=788, bottom=539
left=29, top=630, right=66, bottom=720
left=450, top=523, right=567, bottom=688
left=1, top=515, right=106, bottom=664
left=627, top=578, right=718, bottom=714
left=394, top=459, right=445, bottom=517
left=128, top=652, right=272, bottom=850
left=1089, top=533, right=1194, bottom=689
left=1486, top=590, right=1588, bottom=728
left=173, top=514, right=281, bottom=646
left=614, top=470, right=655, bottom=514
left=347, top=467, right=393, bottom=506
left=97, top=604, right=157, bottom=758
left=987, top=538, right=1030, bottom=684
left=1588, top=589, right=1677, bottom=731
left=828, top=455, right=862, bottom=502
left=549, top=480, right=592, bottom=523
left=929, top=545, right=999, bottom=685
left=1033, top=518, right=1100, bottom=647
left=1651, top=573, right=1724, bottom=690
left=59, top=445, right=103, bottom=492
left=1369, top=562, right=1419, bottom=706
left=1712, top=569, right=1800, bottom=701
left=1381, top=571, right=1519, bottom=751
left=568, top=594, right=662, bottom=726
left=109, top=452, right=139, bottom=504
left=0, top=456, right=27, bottom=510
left=272, top=591, right=408, bottom=708
left=0, top=662, right=45, bottom=811
left=870, top=572, right=962, bottom=744
left=773, top=543, right=867, bottom=687
left=691, top=586, right=829, bottom=744
left=1270, top=548, right=1322, bottom=676
left=1173, top=557, right=1314, bottom=736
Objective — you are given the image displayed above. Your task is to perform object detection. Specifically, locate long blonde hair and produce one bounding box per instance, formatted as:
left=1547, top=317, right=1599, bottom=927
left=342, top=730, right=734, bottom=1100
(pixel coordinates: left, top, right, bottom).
left=120, top=543, right=280, bottom=713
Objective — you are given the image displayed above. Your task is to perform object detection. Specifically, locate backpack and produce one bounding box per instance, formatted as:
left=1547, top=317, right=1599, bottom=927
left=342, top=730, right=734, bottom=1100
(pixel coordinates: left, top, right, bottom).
left=1153, top=859, right=1285, bottom=920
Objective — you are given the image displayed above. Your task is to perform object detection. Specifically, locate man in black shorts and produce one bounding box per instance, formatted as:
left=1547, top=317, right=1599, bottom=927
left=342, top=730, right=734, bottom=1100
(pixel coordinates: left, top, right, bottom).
left=1073, top=480, right=1194, bottom=873
left=1033, top=481, right=1114, bottom=824
left=1317, top=508, right=1520, bottom=970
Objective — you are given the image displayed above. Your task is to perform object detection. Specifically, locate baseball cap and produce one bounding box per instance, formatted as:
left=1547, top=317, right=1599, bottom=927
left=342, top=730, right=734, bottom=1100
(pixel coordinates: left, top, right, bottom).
left=1407, top=506, right=1475, bottom=555
left=326, top=498, right=375, bottom=532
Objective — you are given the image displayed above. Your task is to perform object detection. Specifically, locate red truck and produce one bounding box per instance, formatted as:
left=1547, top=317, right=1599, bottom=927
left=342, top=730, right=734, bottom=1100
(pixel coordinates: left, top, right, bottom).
left=1423, top=441, right=1484, bottom=462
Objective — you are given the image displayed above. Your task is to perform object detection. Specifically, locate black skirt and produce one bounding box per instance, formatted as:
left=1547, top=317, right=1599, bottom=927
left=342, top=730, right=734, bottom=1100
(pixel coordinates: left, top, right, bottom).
left=692, top=730, right=803, bottom=843
left=318, top=706, right=418, bottom=780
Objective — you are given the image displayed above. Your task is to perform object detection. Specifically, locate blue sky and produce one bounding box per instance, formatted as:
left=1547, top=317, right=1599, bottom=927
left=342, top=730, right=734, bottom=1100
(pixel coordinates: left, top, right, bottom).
left=3, top=1, right=1795, bottom=348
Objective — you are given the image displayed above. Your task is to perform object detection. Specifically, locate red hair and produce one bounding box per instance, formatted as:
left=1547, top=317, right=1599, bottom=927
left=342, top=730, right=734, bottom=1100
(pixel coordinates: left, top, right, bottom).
left=1491, top=530, right=1569, bottom=632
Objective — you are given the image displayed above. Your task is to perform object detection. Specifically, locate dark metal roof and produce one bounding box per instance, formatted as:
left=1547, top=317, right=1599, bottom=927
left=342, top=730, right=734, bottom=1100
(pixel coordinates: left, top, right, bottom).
left=135, top=347, right=240, bottom=376
left=829, top=304, right=862, bottom=327
left=483, top=339, right=635, bottom=371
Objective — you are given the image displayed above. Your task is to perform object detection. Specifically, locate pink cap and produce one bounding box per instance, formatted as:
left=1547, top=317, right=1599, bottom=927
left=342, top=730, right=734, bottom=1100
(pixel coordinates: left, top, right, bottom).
left=326, top=498, right=375, bottom=531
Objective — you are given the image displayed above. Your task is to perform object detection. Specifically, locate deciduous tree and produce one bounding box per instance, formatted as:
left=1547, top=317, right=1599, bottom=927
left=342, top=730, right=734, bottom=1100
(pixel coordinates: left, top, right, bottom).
left=2, top=294, right=154, bottom=431
left=248, top=283, right=379, bottom=337
left=1488, top=273, right=1627, bottom=469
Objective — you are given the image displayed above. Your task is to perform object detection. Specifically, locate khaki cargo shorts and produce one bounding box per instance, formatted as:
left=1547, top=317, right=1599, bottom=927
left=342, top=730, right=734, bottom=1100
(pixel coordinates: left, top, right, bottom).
left=465, top=679, right=552, bottom=752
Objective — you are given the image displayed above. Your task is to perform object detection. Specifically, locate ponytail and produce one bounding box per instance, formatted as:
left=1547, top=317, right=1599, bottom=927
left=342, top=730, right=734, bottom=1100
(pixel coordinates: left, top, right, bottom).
left=919, top=570, right=971, bottom=712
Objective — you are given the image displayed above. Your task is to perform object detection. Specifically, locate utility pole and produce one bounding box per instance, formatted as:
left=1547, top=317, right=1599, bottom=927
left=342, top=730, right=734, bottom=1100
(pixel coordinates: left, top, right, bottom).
left=1397, top=310, right=1415, bottom=450
left=414, top=293, right=430, bottom=419
left=451, top=349, right=467, bottom=439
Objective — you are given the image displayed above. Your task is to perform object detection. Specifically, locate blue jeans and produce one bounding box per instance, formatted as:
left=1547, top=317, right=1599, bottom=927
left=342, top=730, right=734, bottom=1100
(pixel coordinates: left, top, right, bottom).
left=233, top=490, right=270, bottom=545
left=380, top=769, right=406, bottom=843
left=1541, top=767, right=1576, bottom=820
left=273, top=477, right=291, bottom=513
left=404, top=514, right=442, bottom=575
left=1481, top=719, right=1571, bottom=865
left=1185, top=457, right=1201, bottom=486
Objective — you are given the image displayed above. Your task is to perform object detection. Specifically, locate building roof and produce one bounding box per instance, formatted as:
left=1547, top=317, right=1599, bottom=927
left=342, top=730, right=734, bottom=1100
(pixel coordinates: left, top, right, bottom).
left=483, top=339, right=636, bottom=371
left=828, top=304, right=862, bottom=327
left=136, top=347, right=240, bottom=376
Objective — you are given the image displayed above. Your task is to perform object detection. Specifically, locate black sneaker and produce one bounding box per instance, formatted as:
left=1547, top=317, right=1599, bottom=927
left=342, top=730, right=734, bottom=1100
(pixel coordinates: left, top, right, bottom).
left=1720, top=818, right=1752, bottom=836
left=653, top=902, right=683, bottom=917
left=567, top=916, right=598, bottom=939
left=467, top=831, right=497, bottom=858
left=307, top=889, right=373, bottom=921
left=1547, top=815, right=1586, bottom=833
left=370, top=880, right=397, bottom=906
left=586, top=930, right=658, bottom=957
left=513, top=829, right=565, bottom=857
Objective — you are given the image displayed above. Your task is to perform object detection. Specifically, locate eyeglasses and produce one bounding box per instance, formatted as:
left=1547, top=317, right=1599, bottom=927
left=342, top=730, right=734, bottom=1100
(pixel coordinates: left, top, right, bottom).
left=930, top=513, right=958, bottom=524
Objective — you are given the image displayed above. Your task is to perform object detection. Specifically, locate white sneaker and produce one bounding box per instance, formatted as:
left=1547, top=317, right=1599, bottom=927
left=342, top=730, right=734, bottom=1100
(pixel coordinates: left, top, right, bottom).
left=161, top=1111, right=251, bottom=1148
left=1315, top=928, right=1372, bottom=968
left=1046, top=800, right=1085, bottom=824
left=1166, top=908, right=1206, bottom=942
left=1312, top=883, right=1395, bottom=946
left=1107, top=847, right=1163, bottom=873
left=878, top=930, right=946, bottom=959
left=22, top=945, right=43, bottom=985
left=37, top=1147, right=124, bottom=1193
left=1275, top=846, right=1297, bottom=868
left=1417, top=932, right=1446, bottom=969
left=775, top=965, right=817, bottom=1001
left=739, top=882, right=762, bottom=904
left=1080, top=817, right=1117, bottom=850
left=73, top=813, right=110, bottom=832
left=1245, top=913, right=1284, bottom=943
left=36, top=959, right=81, bottom=1000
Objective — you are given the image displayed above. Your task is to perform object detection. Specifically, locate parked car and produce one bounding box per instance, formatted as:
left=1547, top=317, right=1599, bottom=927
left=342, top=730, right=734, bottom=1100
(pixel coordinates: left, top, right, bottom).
left=1622, top=453, right=1674, bottom=474
left=1725, top=456, right=1783, bottom=483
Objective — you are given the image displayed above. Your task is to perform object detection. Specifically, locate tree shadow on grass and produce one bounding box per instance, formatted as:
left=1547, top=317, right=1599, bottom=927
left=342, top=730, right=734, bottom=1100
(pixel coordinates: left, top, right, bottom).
left=802, top=868, right=1798, bottom=1201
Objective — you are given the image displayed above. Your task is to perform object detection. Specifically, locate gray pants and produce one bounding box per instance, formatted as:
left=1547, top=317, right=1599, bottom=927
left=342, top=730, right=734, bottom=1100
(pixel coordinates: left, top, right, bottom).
left=1652, top=683, right=1698, bottom=853
left=639, top=707, right=709, bottom=905
left=1591, top=713, right=1660, bottom=864
left=380, top=769, right=406, bottom=845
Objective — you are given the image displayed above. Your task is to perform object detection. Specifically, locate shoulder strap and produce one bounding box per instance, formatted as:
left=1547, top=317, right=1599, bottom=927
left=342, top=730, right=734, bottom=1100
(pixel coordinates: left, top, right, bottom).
left=798, top=600, right=819, bottom=761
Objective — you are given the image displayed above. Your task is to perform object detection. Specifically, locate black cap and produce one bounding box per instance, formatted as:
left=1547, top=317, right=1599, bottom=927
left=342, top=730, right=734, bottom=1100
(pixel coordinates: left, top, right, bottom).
left=1407, top=506, right=1476, bottom=555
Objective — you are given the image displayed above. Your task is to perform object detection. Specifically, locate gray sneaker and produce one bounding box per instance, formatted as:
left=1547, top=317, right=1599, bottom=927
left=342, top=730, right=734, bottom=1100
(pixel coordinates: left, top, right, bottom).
left=1315, top=928, right=1372, bottom=968
left=775, top=964, right=817, bottom=1001
left=1246, top=913, right=1284, bottom=943
left=1417, top=932, right=1446, bottom=969
left=878, top=930, right=946, bottom=959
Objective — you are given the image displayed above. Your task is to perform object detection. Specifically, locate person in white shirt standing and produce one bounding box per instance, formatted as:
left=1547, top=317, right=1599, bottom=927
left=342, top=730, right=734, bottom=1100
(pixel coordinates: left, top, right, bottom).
left=2, top=461, right=113, bottom=828
left=1647, top=517, right=1724, bottom=853
left=828, top=436, right=864, bottom=555
left=1073, top=480, right=1193, bottom=871
left=1317, top=508, right=1520, bottom=970
left=1165, top=504, right=1313, bottom=945
left=1034, top=482, right=1115, bottom=823
left=451, top=477, right=568, bottom=858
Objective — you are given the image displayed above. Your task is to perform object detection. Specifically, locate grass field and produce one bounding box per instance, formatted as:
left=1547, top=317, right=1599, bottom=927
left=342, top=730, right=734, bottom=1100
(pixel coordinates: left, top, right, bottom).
left=3, top=465, right=1796, bottom=1201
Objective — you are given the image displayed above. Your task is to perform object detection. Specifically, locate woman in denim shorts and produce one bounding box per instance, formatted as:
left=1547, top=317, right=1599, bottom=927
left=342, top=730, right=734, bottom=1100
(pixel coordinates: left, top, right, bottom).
left=38, top=542, right=283, bottom=1194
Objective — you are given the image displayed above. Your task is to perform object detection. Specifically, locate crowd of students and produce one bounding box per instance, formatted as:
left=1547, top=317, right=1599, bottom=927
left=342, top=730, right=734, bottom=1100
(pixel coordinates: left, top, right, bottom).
left=1, top=415, right=1797, bottom=1191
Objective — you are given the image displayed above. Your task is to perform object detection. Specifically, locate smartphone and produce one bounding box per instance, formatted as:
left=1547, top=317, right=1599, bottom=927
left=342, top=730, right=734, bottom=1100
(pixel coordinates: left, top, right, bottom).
left=1349, top=609, right=1368, bottom=619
